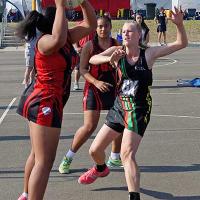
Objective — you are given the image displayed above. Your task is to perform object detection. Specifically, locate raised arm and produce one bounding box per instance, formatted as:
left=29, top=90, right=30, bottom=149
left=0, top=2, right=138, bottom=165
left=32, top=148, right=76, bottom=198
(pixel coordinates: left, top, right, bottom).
left=146, top=7, right=188, bottom=67
left=69, top=0, right=97, bottom=44
left=38, top=0, right=67, bottom=55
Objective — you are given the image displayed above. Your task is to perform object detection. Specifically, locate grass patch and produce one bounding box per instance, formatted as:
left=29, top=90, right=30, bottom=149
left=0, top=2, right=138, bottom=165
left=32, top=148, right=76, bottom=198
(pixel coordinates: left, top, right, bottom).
left=6, top=20, right=200, bottom=43
left=70, top=20, right=200, bottom=43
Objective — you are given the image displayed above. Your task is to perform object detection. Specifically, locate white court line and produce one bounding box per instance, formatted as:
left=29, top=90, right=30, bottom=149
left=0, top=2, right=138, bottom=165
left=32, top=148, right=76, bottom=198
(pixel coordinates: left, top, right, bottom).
left=6, top=112, right=200, bottom=119
left=154, top=80, right=177, bottom=82
left=154, top=58, right=177, bottom=68
left=0, top=97, right=17, bottom=125
left=61, top=113, right=200, bottom=119
left=152, top=92, right=200, bottom=95
left=152, top=114, right=200, bottom=119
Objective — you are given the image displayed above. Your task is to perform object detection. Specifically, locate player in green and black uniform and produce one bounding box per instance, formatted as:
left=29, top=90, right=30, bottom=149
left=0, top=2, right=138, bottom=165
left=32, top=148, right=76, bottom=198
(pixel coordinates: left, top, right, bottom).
left=78, top=7, right=187, bottom=200
left=105, top=48, right=152, bottom=136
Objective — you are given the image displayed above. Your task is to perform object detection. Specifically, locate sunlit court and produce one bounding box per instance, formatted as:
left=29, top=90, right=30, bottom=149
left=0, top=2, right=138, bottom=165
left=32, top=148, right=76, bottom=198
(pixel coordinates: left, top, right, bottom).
left=0, top=0, right=200, bottom=199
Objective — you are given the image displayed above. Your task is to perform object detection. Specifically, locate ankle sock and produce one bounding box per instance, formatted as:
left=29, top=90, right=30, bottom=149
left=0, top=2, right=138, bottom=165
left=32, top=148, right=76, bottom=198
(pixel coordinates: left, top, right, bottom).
left=110, top=152, right=120, bottom=160
left=96, top=164, right=107, bottom=172
left=66, top=149, right=75, bottom=159
left=22, top=192, right=28, bottom=198
left=129, top=192, right=140, bottom=200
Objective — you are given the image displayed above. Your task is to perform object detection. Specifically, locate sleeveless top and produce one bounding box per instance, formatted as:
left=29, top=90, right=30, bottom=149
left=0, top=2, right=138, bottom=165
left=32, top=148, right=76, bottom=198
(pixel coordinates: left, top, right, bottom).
left=118, top=48, right=152, bottom=104
left=34, top=38, right=78, bottom=97
left=85, top=38, right=118, bottom=88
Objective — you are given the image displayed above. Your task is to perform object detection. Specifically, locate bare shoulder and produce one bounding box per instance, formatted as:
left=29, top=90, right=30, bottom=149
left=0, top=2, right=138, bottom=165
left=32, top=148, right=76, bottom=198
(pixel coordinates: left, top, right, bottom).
left=145, top=46, right=161, bottom=69
left=81, top=40, right=93, bottom=56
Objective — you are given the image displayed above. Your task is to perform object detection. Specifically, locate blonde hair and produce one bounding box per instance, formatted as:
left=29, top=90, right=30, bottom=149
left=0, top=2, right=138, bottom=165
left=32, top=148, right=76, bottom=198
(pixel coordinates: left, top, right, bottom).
left=123, top=21, right=142, bottom=34
left=122, top=21, right=145, bottom=48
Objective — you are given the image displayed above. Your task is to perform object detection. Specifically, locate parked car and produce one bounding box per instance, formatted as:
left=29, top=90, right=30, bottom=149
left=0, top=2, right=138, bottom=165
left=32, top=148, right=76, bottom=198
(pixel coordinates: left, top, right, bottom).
left=187, top=8, right=196, bottom=20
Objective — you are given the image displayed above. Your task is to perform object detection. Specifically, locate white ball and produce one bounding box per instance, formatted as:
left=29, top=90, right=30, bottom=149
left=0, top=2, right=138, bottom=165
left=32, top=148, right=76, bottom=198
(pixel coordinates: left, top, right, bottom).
left=65, top=0, right=84, bottom=9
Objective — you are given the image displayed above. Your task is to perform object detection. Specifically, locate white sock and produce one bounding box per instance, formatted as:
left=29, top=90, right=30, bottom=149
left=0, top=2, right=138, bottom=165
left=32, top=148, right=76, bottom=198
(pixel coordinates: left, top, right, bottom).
left=66, top=149, right=75, bottom=159
left=22, top=192, right=28, bottom=198
left=110, top=152, right=120, bottom=160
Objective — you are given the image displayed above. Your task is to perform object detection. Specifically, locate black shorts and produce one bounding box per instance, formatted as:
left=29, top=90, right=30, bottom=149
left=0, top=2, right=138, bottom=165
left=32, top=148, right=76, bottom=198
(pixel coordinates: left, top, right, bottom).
left=105, top=95, right=152, bottom=137
left=157, top=25, right=166, bottom=33
left=83, top=85, right=116, bottom=111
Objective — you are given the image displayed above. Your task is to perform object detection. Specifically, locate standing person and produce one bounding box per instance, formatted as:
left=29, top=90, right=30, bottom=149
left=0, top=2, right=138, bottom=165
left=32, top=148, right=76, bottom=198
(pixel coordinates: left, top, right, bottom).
left=59, top=15, right=122, bottom=175
left=155, top=7, right=168, bottom=45
left=135, top=13, right=150, bottom=47
left=116, top=28, right=123, bottom=45
left=73, top=29, right=95, bottom=90
left=16, top=0, right=96, bottom=199
left=78, top=7, right=187, bottom=200
left=22, top=37, right=37, bottom=88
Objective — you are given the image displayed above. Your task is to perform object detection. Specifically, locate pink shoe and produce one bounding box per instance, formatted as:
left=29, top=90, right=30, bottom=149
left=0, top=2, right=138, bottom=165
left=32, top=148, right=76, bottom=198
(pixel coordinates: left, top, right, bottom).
left=78, top=166, right=110, bottom=184
left=18, top=194, right=28, bottom=200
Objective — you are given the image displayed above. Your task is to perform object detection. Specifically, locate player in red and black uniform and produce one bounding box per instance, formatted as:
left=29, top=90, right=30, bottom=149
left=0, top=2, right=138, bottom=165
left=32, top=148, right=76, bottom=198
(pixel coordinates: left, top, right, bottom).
left=78, top=8, right=188, bottom=200
left=17, top=38, right=78, bottom=128
left=73, top=23, right=95, bottom=90
left=59, top=15, right=123, bottom=174
left=16, top=1, right=96, bottom=199
left=83, top=35, right=117, bottom=110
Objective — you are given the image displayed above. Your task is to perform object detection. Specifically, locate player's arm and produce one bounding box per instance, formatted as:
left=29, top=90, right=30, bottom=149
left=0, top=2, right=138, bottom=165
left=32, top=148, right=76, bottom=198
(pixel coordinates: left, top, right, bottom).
left=89, top=46, right=122, bottom=65
left=146, top=7, right=188, bottom=68
left=69, top=0, right=97, bottom=44
left=80, top=41, right=113, bottom=92
left=38, top=0, right=67, bottom=55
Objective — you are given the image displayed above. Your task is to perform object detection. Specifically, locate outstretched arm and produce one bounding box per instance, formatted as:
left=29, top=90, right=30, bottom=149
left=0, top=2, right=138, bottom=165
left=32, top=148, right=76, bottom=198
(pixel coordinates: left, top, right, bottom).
left=147, top=7, right=188, bottom=67
left=89, top=46, right=122, bottom=65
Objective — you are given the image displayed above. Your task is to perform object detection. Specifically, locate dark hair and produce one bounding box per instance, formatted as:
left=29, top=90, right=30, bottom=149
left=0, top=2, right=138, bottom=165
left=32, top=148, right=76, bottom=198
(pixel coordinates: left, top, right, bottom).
left=93, top=15, right=112, bottom=47
left=16, top=7, right=56, bottom=41
left=135, top=13, right=149, bottom=31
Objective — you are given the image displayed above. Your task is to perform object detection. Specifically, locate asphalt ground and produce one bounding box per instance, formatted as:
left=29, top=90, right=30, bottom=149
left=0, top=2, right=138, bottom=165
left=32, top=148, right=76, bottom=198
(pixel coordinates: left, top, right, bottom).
left=0, top=47, right=200, bottom=200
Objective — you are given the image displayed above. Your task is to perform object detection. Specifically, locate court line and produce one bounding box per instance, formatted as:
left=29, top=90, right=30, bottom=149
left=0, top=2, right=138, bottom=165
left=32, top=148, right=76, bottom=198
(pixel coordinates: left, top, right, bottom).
left=152, top=114, right=200, bottom=119
left=61, top=113, right=200, bottom=119
left=0, top=97, right=17, bottom=125
left=152, top=92, right=200, bottom=95
left=6, top=112, right=200, bottom=119
left=70, top=91, right=200, bottom=97
left=76, top=79, right=178, bottom=84
left=154, top=58, right=177, bottom=68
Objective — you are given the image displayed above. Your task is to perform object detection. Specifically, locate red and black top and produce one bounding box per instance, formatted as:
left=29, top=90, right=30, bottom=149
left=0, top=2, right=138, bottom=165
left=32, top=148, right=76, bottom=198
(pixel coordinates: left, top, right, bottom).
left=17, top=37, right=78, bottom=128
left=83, top=38, right=118, bottom=111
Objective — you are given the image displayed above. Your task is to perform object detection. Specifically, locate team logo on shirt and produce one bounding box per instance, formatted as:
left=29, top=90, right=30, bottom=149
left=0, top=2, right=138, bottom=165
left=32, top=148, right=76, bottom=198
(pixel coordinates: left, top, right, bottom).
left=42, top=107, right=51, bottom=116
left=120, top=79, right=139, bottom=97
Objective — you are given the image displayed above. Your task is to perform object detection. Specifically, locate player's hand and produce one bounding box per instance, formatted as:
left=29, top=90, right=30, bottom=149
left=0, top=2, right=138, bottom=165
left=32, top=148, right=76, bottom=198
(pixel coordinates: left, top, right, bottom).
left=171, top=6, right=184, bottom=25
left=110, top=48, right=126, bottom=68
left=93, top=80, right=113, bottom=93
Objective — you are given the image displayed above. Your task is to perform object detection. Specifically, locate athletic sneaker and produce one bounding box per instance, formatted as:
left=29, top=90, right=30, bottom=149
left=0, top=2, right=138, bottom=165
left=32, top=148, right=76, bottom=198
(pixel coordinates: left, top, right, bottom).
left=78, top=166, right=110, bottom=184
left=58, top=156, right=73, bottom=174
left=73, top=82, right=79, bottom=90
left=17, top=194, right=27, bottom=200
left=107, top=157, right=123, bottom=168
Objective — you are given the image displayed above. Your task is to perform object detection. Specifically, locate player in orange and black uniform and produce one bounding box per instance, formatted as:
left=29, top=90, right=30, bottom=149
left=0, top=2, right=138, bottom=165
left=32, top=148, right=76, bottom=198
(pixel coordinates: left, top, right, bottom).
left=16, top=1, right=96, bottom=199
left=59, top=15, right=123, bottom=175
